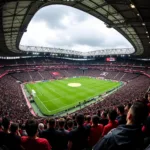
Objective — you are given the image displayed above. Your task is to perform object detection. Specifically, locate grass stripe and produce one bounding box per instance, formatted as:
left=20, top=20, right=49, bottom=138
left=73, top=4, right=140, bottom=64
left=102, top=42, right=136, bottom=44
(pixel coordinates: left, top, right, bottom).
left=25, top=77, right=121, bottom=115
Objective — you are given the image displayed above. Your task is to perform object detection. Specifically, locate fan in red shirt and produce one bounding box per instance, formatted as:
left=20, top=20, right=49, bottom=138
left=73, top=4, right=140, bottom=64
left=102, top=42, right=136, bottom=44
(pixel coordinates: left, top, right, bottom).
left=102, top=110, right=118, bottom=136
left=84, top=115, right=92, bottom=126
left=89, top=115, right=103, bottom=147
left=21, top=119, right=51, bottom=150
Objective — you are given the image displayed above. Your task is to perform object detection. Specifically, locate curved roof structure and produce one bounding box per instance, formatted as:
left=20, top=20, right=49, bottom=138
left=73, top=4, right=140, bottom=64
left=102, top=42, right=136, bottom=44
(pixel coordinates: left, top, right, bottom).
left=0, top=0, right=150, bottom=57
left=20, top=45, right=134, bottom=56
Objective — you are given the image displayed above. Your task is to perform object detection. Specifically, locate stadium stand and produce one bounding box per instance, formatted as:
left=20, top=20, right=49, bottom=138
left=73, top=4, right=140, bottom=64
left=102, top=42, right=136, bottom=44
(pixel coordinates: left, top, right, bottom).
left=11, top=72, right=32, bottom=82
left=0, top=61, right=150, bottom=150
left=0, top=75, right=32, bottom=121
left=0, top=0, right=150, bottom=149
left=0, top=61, right=149, bottom=123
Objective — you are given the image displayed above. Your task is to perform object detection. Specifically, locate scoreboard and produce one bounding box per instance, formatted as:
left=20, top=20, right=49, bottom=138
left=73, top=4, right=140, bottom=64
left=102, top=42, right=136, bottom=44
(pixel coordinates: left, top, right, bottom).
left=106, top=57, right=116, bottom=62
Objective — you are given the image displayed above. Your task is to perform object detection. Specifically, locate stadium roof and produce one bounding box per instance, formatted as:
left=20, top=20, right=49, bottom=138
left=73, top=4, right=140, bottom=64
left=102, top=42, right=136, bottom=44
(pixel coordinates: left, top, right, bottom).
left=0, top=0, right=150, bottom=57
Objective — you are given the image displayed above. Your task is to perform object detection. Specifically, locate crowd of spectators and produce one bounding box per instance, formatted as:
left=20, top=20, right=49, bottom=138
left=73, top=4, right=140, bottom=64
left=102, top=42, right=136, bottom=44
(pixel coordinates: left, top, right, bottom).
left=0, top=75, right=32, bottom=121
left=11, top=72, right=32, bottom=82
left=0, top=70, right=149, bottom=121
left=7, top=69, right=146, bottom=83
left=0, top=68, right=5, bottom=76
left=0, top=59, right=149, bottom=150
left=0, top=97, right=150, bottom=150
left=72, top=75, right=150, bottom=116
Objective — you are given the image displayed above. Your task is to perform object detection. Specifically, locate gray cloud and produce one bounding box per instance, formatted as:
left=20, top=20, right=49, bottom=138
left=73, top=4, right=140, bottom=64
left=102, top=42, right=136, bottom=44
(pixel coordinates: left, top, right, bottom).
left=32, top=5, right=88, bottom=29
left=21, top=5, right=132, bottom=52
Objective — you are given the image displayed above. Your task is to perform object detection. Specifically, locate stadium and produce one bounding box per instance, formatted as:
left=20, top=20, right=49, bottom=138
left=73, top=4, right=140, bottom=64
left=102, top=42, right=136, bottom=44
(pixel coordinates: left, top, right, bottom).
left=0, top=0, right=150, bottom=150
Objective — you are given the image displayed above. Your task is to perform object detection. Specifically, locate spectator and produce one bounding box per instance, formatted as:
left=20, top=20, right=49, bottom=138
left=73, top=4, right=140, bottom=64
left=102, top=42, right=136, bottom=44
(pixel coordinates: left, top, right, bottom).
left=142, top=116, right=150, bottom=149
left=0, top=117, right=10, bottom=147
left=116, top=105, right=127, bottom=125
left=124, top=103, right=131, bottom=114
left=20, top=124, right=27, bottom=136
left=99, top=111, right=108, bottom=126
left=38, top=123, right=44, bottom=137
left=57, top=118, right=69, bottom=150
left=5, top=123, right=21, bottom=150
left=84, top=115, right=92, bottom=126
left=38, top=123, right=44, bottom=132
left=40, top=118, right=60, bottom=150
left=89, top=115, right=103, bottom=147
left=67, top=120, right=74, bottom=132
left=68, top=113, right=90, bottom=150
left=93, top=102, right=148, bottom=150
left=102, top=110, right=118, bottom=137
left=1, top=117, right=10, bottom=133
left=21, top=119, right=51, bottom=150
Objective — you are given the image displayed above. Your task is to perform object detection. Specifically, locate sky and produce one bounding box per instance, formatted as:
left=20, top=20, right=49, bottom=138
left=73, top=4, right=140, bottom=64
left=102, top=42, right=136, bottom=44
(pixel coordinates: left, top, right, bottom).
left=20, top=5, right=132, bottom=52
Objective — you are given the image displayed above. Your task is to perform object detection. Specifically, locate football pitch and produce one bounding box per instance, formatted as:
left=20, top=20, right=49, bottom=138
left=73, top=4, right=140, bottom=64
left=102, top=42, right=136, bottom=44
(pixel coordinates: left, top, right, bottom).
left=25, top=77, right=121, bottom=115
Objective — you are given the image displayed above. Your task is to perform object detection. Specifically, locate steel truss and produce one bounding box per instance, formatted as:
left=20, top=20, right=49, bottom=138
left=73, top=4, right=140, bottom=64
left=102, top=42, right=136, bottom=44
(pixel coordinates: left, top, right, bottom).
left=20, top=45, right=134, bottom=56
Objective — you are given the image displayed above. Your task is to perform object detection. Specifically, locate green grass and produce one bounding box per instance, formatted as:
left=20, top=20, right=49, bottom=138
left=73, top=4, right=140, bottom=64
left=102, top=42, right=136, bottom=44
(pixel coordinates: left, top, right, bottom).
left=25, top=77, right=121, bottom=115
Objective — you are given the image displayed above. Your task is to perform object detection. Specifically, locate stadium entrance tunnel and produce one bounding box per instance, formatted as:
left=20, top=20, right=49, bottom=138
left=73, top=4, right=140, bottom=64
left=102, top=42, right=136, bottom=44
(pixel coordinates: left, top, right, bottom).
left=68, top=83, right=81, bottom=87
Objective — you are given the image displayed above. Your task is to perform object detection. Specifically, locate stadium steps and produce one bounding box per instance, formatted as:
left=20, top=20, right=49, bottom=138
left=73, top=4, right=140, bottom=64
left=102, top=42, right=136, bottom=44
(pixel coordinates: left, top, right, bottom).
left=119, top=73, right=126, bottom=81
left=114, top=72, right=120, bottom=80
left=129, top=74, right=140, bottom=81
left=38, top=71, right=44, bottom=80
left=64, top=70, right=70, bottom=77
left=28, top=71, right=33, bottom=81
left=10, top=74, right=21, bottom=82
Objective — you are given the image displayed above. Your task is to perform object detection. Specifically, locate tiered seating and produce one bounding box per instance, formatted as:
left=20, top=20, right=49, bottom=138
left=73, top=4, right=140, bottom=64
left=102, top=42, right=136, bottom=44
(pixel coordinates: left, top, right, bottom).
left=0, top=59, right=149, bottom=150
left=29, top=71, right=42, bottom=81
left=38, top=71, right=53, bottom=80
left=11, top=72, right=31, bottom=82
left=76, top=75, right=150, bottom=115
left=104, top=71, right=118, bottom=79
left=113, top=72, right=125, bottom=81
left=84, top=70, right=102, bottom=77
left=0, top=75, right=32, bottom=121
left=0, top=68, right=5, bottom=75
left=121, top=73, right=139, bottom=82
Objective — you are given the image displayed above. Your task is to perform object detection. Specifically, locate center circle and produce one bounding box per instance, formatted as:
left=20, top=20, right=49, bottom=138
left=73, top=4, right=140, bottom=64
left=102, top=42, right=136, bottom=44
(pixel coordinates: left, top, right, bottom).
left=68, top=83, right=81, bottom=87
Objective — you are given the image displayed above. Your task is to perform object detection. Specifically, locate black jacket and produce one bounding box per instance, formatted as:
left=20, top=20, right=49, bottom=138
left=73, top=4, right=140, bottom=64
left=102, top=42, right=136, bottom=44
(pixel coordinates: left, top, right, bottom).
left=93, top=125, right=144, bottom=150
left=116, top=115, right=127, bottom=125
left=58, top=129, right=69, bottom=150
left=0, top=131, right=7, bottom=148
left=69, top=125, right=90, bottom=150
left=5, top=133, right=21, bottom=150
left=40, top=128, right=60, bottom=150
